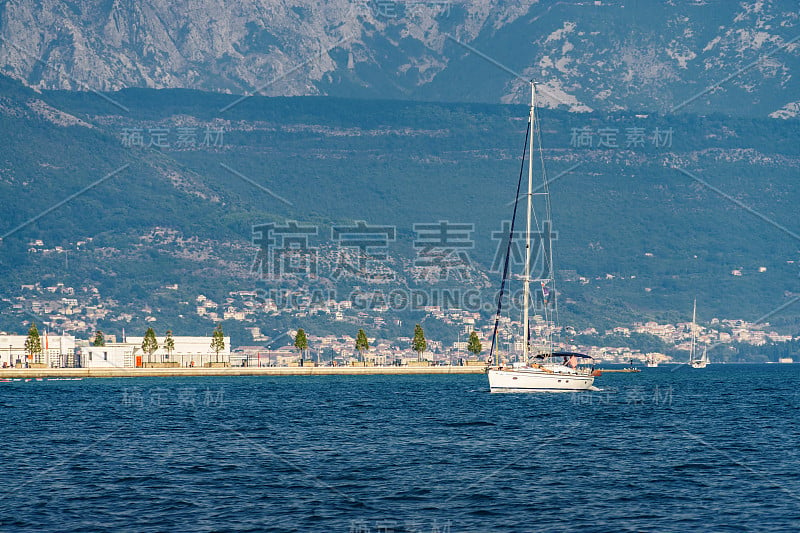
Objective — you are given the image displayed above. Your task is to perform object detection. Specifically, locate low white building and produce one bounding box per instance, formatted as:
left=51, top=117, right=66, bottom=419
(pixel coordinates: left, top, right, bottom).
left=125, top=335, right=231, bottom=367
left=78, top=334, right=232, bottom=368
left=82, top=343, right=136, bottom=368
left=0, top=333, right=76, bottom=368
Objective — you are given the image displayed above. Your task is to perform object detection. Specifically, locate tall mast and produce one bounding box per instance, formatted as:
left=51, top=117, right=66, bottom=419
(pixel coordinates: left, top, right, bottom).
left=522, top=82, right=535, bottom=362
left=690, top=298, right=697, bottom=361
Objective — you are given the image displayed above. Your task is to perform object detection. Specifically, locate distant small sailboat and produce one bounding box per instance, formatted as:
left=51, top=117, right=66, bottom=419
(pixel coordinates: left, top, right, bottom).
left=690, top=347, right=710, bottom=368
left=688, top=299, right=709, bottom=369
left=645, top=354, right=658, bottom=368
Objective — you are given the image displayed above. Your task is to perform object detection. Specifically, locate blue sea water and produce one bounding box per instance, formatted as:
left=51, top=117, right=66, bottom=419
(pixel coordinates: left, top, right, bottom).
left=1, top=365, right=799, bottom=532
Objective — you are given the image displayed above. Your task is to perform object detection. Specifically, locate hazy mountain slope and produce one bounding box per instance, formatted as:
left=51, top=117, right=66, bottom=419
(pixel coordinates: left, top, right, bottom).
left=0, top=1, right=798, bottom=115
left=2, top=77, right=800, bottom=341
left=0, top=78, right=229, bottom=245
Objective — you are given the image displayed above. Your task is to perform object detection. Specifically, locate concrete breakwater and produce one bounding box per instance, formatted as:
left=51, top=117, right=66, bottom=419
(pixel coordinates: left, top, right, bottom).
left=0, top=366, right=486, bottom=379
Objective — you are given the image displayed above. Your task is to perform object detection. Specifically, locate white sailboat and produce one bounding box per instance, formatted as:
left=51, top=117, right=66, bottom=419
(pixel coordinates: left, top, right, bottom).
left=691, top=347, right=709, bottom=368
left=645, top=354, right=659, bottom=368
left=487, top=82, right=596, bottom=392
left=688, top=299, right=709, bottom=368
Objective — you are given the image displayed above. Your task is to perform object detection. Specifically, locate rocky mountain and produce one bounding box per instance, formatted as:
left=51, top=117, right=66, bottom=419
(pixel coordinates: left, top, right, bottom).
left=0, top=0, right=798, bottom=116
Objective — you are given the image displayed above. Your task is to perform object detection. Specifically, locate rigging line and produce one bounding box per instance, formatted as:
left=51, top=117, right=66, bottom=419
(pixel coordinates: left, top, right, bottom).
left=528, top=111, right=550, bottom=276
left=537, top=105, right=560, bottom=337
left=531, top=104, right=559, bottom=345
left=528, top=108, right=547, bottom=352
left=526, top=104, right=551, bottom=349
left=489, top=119, right=531, bottom=363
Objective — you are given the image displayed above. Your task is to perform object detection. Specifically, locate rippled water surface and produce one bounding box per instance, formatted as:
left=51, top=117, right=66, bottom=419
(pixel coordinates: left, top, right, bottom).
left=1, top=365, right=800, bottom=532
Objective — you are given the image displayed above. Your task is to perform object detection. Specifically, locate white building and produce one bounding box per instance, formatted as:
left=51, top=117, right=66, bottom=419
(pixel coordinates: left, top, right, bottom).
left=83, top=343, right=136, bottom=368
left=0, top=333, right=231, bottom=369
left=125, top=335, right=231, bottom=367
left=0, top=333, right=76, bottom=368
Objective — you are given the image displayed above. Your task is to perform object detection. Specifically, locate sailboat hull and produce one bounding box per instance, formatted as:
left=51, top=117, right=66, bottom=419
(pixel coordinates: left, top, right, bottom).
left=488, top=367, right=594, bottom=392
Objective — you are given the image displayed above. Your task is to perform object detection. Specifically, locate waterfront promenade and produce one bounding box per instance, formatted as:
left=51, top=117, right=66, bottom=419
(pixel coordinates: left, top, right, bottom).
left=0, top=365, right=486, bottom=378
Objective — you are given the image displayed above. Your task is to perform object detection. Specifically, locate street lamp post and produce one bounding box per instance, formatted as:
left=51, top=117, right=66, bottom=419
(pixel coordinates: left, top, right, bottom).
left=457, top=330, right=461, bottom=365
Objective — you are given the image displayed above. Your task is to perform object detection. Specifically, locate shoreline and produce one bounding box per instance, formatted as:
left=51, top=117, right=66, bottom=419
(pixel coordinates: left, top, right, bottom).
left=0, top=366, right=487, bottom=378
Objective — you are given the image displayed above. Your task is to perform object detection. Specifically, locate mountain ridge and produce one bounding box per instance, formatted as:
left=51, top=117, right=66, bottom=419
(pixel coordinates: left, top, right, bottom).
left=0, top=1, right=798, bottom=116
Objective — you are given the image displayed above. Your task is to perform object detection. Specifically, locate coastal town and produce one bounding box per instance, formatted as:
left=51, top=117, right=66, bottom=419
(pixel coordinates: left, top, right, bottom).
left=2, top=264, right=794, bottom=369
